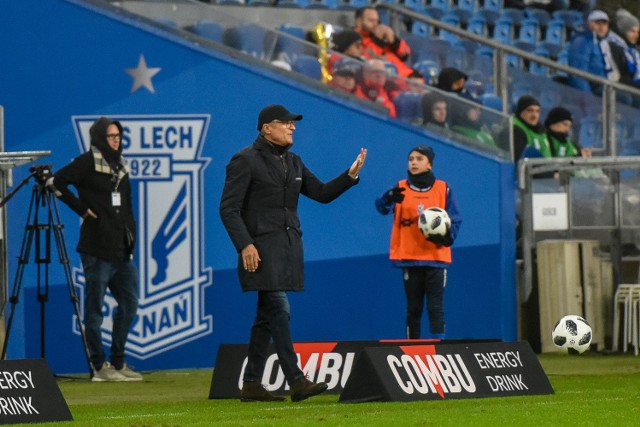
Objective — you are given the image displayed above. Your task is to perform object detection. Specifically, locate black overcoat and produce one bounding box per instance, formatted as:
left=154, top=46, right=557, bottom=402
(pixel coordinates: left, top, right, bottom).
left=220, top=136, right=358, bottom=291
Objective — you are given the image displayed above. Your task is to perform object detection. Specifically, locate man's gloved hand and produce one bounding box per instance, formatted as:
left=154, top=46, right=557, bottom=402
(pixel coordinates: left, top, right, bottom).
left=426, top=226, right=453, bottom=247
left=383, top=186, right=406, bottom=204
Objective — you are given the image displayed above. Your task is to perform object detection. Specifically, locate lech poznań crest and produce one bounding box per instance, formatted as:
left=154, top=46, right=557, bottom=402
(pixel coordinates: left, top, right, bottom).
left=71, top=115, right=213, bottom=359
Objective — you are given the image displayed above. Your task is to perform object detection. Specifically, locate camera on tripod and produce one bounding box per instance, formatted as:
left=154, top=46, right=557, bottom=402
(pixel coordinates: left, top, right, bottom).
left=29, top=164, right=53, bottom=185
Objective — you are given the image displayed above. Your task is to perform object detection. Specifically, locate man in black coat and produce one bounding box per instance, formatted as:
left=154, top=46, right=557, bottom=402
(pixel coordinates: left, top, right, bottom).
left=220, top=105, right=367, bottom=402
left=48, top=117, right=142, bottom=382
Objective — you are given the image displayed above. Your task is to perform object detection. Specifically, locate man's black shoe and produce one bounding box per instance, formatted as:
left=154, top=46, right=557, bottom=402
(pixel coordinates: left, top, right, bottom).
left=240, top=382, right=285, bottom=402
left=290, top=377, right=328, bottom=402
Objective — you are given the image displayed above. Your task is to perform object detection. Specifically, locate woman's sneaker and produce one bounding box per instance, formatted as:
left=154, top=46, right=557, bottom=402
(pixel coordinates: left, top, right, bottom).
left=92, top=362, right=127, bottom=382
left=115, top=364, right=144, bottom=381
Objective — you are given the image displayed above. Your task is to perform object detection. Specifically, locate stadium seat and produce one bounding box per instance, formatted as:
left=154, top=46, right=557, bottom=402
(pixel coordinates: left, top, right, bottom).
left=403, top=0, right=426, bottom=13
left=405, top=35, right=450, bottom=65
left=492, top=17, right=514, bottom=44
left=445, top=43, right=470, bottom=70
left=223, top=23, right=269, bottom=60
left=514, top=17, right=541, bottom=51
left=501, top=8, right=525, bottom=26
left=541, top=18, right=567, bottom=58
left=466, top=15, right=488, bottom=38
left=154, top=17, right=179, bottom=28
left=472, top=46, right=494, bottom=76
left=336, top=0, right=368, bottom=10
left=528, top=47, right=550, bottom=77
left=524, top=7, right=551, bottom=26
left=455, top=0, right=478, bottom=22
left=411, top=21, right=433, bottom=38
left=423, top=5, right=446, bottom=20
left=477, top=0, right=503, bottom=25
left=578, top=116, right=603, bottom=149
left=277, top=0, right=310, bottom=7
left=429, top=0, right=453, bottom=12
left=552, top=10, right=581, bottom=30
left=291, top=54, right=322, bottom=80
left=479, top=93, right=503, bottom=111
left=413, top=59, right=440, bottom=85
left=191, top=20, right=224, bottom=43
left=439, top=13, right=461, bottom=44
left=306, top=0, right=338, bottom=8
left=393, top=92, right=424, bottom=124
left=275, top=24, right=307, bottom=62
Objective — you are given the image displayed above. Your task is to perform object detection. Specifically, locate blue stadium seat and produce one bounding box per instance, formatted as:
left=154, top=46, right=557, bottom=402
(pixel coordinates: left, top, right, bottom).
left=413, top=59, right=440, bottom=85
left=524, top=7, right=551, bottom=26
left=336, top=0, right=368, bottom=10
left=466, top=15, right=488, bottom=38
left=479, top=93, right=503, bottom=111
left=439, top=13, right=461, bottom=44
left=292, top=54, right=322, bottom=80
left=501, top=8, right=525, bottom=26
left=412, top=21, right=433, bottom=38
left=154, top=17, right=179, bottom=28
left=275, top=24, right=306, bottom=62
left=478, top=0, right=503, bottom=25
left=277, top=0, right=310, bottom=7
left=578, top=116, right=603, bottom=149
left=394, top=92, right=424, bottom=124
left=403, top=0, right=426, bottom=13
left=306, top=0, right=338, bottom=8
left=472, top=46, right=494, bottom=76
left=405, top=35, right=451, bottom=65
left=223, top=23, right=268, bottom=59
left=552, top=10, right=581, bottom=31
left=423, top=6, right=446, bottom=20
left=192, top=20, right=224, bottom=43
left=492, top=17, right=515, bottom=44
left=516, top=18, right=541, bottom=50
left=430, top=0, right=453, bottom=11
left=541, top=18, right=567, bottom=58
left=445, top=43, right=470, bottom=70
left=528, top=47, right=550, bottom=77
left=451, top=0, right=477, bottom=24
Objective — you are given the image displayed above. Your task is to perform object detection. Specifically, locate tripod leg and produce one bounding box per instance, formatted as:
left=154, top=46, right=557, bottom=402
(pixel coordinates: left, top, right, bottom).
left=47, top=192, right=95, bottom=374
left=1, top=186, right=38, bottom=359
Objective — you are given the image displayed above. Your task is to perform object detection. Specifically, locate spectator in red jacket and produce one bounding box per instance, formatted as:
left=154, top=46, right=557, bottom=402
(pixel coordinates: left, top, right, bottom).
left=354, top=59, right=397, bottom=117
left=354, top=6, right=415, bottom=78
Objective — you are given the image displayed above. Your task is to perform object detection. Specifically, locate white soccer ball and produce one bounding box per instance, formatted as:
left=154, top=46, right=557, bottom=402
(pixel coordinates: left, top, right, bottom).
left=551, top=314, right=592, bottom=354
left=418, top=207, right=451, bottom=238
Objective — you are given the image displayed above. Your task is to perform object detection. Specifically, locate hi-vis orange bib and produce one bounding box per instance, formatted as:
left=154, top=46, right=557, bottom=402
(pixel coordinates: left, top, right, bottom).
left=389, top=179, right=452, bottom=263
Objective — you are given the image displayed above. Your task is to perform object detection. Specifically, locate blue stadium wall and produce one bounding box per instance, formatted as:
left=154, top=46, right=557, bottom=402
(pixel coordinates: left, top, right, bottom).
left=0, top=0, right=516, bottom=374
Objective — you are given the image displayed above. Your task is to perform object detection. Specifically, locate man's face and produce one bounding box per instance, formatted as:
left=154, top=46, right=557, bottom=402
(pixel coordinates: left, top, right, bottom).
left=263, top=120, right=296, bottom=146
left=431, top=101, right=447, bottom=123
left=331, top=74, right=356, bottom=92
left=549, top=120, right=572, bottom=134
left=589, top=19, right=609, bottom=38
left=408, top=151, right=432, bottom=175
left=344, top=40, right=363, bottom=58
left=357, top=9, right=379, bottom=34
left=520, top=105, right=541, bottom=127
left=363, top=63, right=387, bottom=88
left=106, top=124, right=121, bottom=151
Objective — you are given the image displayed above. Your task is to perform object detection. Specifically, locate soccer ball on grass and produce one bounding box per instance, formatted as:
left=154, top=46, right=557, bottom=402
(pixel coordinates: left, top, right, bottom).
left=551, top=314, right=592, bottom=354
left=418, top=207, right=451, bottom=238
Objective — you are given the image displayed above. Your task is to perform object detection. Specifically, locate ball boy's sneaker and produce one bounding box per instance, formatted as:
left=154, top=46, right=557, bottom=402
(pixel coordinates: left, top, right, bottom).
left=91, top=362, right=127, bottom=382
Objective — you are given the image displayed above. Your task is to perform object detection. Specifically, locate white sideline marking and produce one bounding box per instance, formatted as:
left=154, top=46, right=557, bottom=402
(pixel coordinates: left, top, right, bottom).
left=100, top=412, right=188, bottom=419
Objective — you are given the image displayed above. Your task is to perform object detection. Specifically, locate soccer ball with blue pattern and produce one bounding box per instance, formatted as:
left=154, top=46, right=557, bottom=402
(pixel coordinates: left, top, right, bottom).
left=551, top=315, right=592, bottom=354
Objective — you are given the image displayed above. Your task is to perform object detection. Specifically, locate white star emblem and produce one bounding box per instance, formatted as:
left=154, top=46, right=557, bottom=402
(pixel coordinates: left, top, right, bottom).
left=125, top=54, right=161, bottom=94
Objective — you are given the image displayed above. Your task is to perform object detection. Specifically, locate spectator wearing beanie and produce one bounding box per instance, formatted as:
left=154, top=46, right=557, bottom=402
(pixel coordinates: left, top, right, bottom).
left=511, top=95, right=551, bottom=160
left=544, top=106, right=590, bottom=158
left=328, top=30, right=364, bottom=77
left=613, top=9, right=640, bottom=95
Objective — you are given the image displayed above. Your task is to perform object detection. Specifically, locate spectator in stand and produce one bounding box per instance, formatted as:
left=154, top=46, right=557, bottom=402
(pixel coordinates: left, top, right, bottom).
left=329, top=61, right=358, bottom=94
left=613, top=9, right=640, bottom=98
left=421, top=93, right=448, bottom=128
left=544, top=106, right=592, bottom=158
left=450, top=101, right=497, bottom=148
left=354, top=59, right=397, bottom=117
left=568, top=10, right=630, bottom=95
left=354, top=6, right=415, bottom=78
left=435, top=67, right=476, bottom=102
left=329, top=30, right=364, bottom=75
left=511, top=95, right=551, bottom=160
